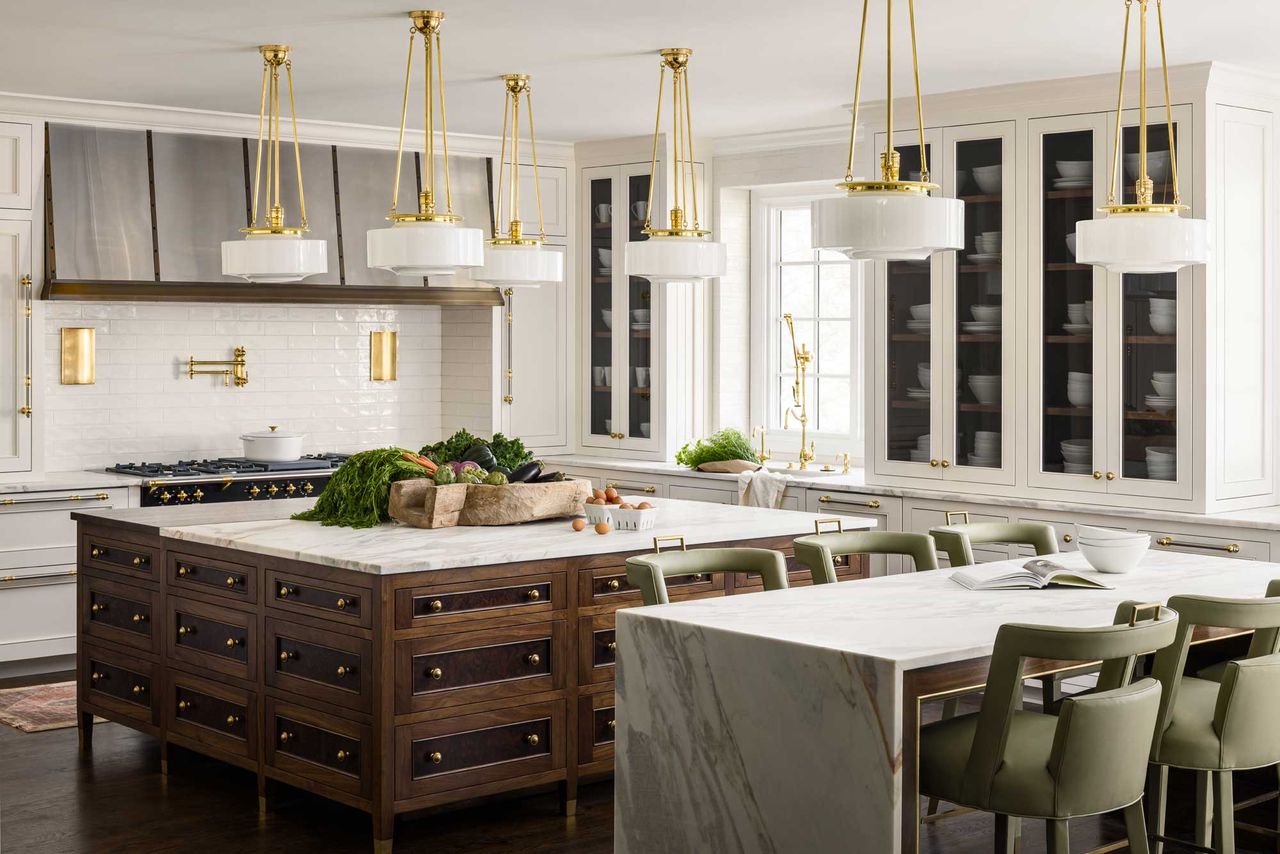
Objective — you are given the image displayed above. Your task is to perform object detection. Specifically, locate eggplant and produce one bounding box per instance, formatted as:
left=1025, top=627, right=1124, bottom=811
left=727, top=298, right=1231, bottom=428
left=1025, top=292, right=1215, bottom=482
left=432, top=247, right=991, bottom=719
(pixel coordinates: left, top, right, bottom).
left=533, top=470, right=566, bottom=483
left=462, top=443, right=498, bottom=472
left=509, top=461, right=542, bottom=483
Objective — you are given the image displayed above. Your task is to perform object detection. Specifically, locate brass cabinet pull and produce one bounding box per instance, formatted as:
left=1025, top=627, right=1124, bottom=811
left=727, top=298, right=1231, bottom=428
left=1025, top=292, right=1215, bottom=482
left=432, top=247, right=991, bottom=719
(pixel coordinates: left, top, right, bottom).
left=132, top=613, right=147, bottom=623
left=428, top=751, right=443, bottom=764
left=1106, top=471, right=1116, bottom=481
left=177, top=565, right=190, bottom=577
left=929, top=459, right=939, bottom=467
left=525, top=588, right=541, bottom=602
left=177, top=624, right=194, bottom=636
left=524, top=734, right=540, bottom=746
left=427, top=598, right=444, bottom=612
left=91, top=547, right=103, bottom=558
left=428, top=667, right=443, bottom=680
left=865, top=499, right=882, bottom=509
left=336, top=665, right=352, bottom=678
left=643, top=485, right=657, bottom=494
left=940, top=460, right=950, bottom=469
left=177, top=699, right=192, bottom=712
left=90, top=602, right=106, bottom=614
left=225, top=576, right=238, bottom=588
left=225, top=637, right=241, bottom=648
left=1156, top=537, right=1241, bottom=554
left=606, top=641, right=618, bottom=652
left=278, top=585, right=292, bottom=599
left=132, top=556, right=144, bottom=567
left=606, top=579, right=621, bottom=591
left=335, top=597, right=350, bottom=610
left=817, top=495, right=881, bottom=510
left=1092, top=471, right=1103, bottom=480
left=91, top=671, right=104, bottom=682
left=690, top=573, right=705, bottom=582
left=226, top=715, right=240, bottom=727
left=279, top=650, right=295, bottom=663
left=336, top=749, right=351, bottom=762
left=1063, top=533, right=1074, bottom=543
left=131, top=684, right=146, bottom=695
left=525, top=653, right=541, bottom=666
left=607, top=719, right=616, bottom=731
left=279, top=731, right=294, bottom=744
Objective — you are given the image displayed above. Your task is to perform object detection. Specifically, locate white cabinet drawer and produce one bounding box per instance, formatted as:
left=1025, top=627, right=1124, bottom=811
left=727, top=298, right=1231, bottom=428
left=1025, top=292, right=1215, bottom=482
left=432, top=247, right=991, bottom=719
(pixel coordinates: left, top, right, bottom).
left=599, top=476, right=665, bottom=499
left=908, top=506, right=1011, bottom=565
left=1141, top=528, right=1269, bottom=561
left=0, top=488, right=129, bottom=553
left=0, top=571, right=75, bottom=662
left=1020, top=516, right=1130, bottom=553
left=806, top=491, right=901, bottom=575
left=668, top=483, right=736, bottom=504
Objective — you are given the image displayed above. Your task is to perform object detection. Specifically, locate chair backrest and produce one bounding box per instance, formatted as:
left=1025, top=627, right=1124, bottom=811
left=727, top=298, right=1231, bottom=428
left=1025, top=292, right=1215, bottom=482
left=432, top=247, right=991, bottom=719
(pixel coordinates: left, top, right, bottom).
left=793, top=531, right=938, bottom=584
left=961, top=601, right=1178, bottom=813
left=1149, top=583, right=1280, bottom=767
left=930, top=521, right=1058, bottom=567
left=624, top=547, right=789, bottom=606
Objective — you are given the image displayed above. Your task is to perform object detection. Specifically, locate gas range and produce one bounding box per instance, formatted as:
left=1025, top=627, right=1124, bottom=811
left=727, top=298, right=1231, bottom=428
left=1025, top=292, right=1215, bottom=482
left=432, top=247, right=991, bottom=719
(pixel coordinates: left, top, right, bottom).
left=106, top=454, right=349, bottom=507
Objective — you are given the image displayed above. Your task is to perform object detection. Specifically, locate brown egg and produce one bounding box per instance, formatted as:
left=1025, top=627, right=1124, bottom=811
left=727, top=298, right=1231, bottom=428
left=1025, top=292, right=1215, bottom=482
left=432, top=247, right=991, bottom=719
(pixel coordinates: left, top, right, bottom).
left=609, top=496, right=623, bottom=505
left=619, top=503, right=634, bottom=510
left=571, top=519, right=587, bottom=532
left=594, top=522, right=611, bottom=535
left=604, top=487, right=619, bottom=501
left=593, top=488, right=606, bottom=500
left=637, top=502, right=653, bottom=510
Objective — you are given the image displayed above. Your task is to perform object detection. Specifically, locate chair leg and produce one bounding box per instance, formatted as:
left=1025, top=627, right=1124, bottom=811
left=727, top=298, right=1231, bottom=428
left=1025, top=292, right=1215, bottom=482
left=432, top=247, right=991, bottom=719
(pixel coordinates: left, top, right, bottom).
left=1041, top=675, right=1058, bottom=712
left=1124, top=800, right=1151, bottom=854
left=1214, top=770, right=1235, bottom=854
left=994, top=814, right=1015, bottom=854
left=1148, top=765, right=1168, bottom=854
left=1195, top=770, right=1213, bottom=849
left=925, top=697, right=962, bottom=817
left=1046, top=818, right=1070, bottom=854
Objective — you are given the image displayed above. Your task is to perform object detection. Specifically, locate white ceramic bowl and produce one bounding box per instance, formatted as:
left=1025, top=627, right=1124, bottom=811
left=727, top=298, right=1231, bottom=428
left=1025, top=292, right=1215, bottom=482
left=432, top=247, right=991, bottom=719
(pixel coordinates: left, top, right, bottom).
left=1152, top=378, right=1176, bottom=397
left=1077, top=524, right=1139, bottom=541
left=973, top=166, right=1002, bottom=194
left=968, top=375, right=1001, bottom=405
left=240, top=426, right=305, bottom=461
left=1068, top=371, right=1093, bottom=383
left=971, top=304, right=1001, bottom=322
left=1149, top=313, right=1176, bottom=335
left=1146, top=446, right=1176, bottom=459
left=1152, top=371, right=1176, bottom=382
left=1067, top=386, right=1092, bottom=407
left=1079, top=535, right=1150, bottom=574
left=1057, top=160, right=1091, bottom=179
left=631, top=309, right=651, bottom=323
left=596, top=247, right=613, bottom=266
left=601, top=309, right=612, bottom=330
left=1065, top=233, right=1077, bottom=257
left=910, top=304, right=931, bottom=321
left=1061, top=449, right=1092, bottom=464
left=917, top=434, right=931, bottom=451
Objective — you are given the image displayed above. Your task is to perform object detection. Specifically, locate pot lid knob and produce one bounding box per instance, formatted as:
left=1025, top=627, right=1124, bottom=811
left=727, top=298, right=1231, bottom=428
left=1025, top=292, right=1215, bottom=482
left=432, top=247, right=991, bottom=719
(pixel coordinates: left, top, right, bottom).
left=268, top=425, right=278, bottom=432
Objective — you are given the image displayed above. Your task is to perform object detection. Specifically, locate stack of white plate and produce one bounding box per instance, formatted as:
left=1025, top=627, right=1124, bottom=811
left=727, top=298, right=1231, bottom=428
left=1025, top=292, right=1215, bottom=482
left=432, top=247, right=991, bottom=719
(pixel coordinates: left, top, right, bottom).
left=1061, top=438, right=1092, bottom=474
left=1076, top=525, right=1151, bottom=574
left=1053, top=160, right=1091, bottom=189
left=1145, top=371, right=1175, bottom=413
left=906, top=386, right=930, bottom=400
left=1124, top=151, right=1171, bottom=185
left=1146, top=446, right=1176, bottom=481
left=968, top=374, right=1001, bottom=405
left=906, top=319, right=931, bottom=333
left=909, top=434, right=931, bottom=463
left=1063, top=301, right=1093, bottom=335
left=970, top=231, right=1001, bottom=263
left=1067, top=371, right=1092, bottom=407
left=969, top=430, right=1001, bottom=467
left=1149, top=297, right=1176, bottom=335
left=972, top=165, right=1002, bottom=194
left=918, top=362, right=931, bottom=391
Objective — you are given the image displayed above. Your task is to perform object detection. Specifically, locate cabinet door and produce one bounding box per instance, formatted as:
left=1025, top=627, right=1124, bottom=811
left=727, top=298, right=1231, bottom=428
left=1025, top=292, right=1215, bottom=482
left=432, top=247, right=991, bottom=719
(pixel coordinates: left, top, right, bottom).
left=0, top=219, right=31, bottom=473
left=1027, top=115, right=1110, bottom=492
left=582, top=167, right=618, bottom=449
left=0, top=123, right=32, bottom=210
left=941, top=122, right=1016, bottom=485
left=618, top=162, right=659, bottom=451
left=502, top=248, right=569, bottom=450
left=872, top=130, right=944, bottom=480
left=1102, top=107, right=1194, bottom=499
left=513, top=164, right=567, bottom=239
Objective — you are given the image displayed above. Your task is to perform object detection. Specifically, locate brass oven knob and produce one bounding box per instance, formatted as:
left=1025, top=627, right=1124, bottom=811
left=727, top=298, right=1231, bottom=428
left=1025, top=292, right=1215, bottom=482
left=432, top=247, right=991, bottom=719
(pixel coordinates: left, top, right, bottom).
left=524, top=734, right=540, bottom=746
left=302, top=481, right=314, bottom=494
left=526, top=589, right=541, bottom=602
left=177, top=564, right=190, bottom=576
left=428, top=599, right=443, bottom=612
left=336, top=750, right=351, bottom=762
left=176, top=490, right=188, bottom=502
left=226, top=715, right=240, bottom=727
left=248, top=485, right=261, bottom=498
left=225, top=575, right=238, bottom=587
left=177, top=700, right=192, bottom=712
left=159, top=491, right=172, bottom=503
left=428, top=667, right=443, bottom=680
left=285, top=483, right=297, bottom=495
left=428, top=751, right=443, bottom=764
left=267, top=484, right=279, bottom=496
left=192, top=488, right=205, bottom=502
left=336, top=665, right=352, bottom=678
left=606, top=579, right=621, bottom=591
left=132, top=613, right=146, bottom=623
left=525, top=653, right=541, bottom=666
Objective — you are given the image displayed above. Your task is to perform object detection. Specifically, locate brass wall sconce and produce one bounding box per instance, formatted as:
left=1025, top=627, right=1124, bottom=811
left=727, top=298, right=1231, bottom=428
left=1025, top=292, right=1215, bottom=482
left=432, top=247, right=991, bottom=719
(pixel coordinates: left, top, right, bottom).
left=188, top=346, right=248, bottom=387
left=370, top=331, right=398, bottom=381
left=60, top=327, right=96, bottom=385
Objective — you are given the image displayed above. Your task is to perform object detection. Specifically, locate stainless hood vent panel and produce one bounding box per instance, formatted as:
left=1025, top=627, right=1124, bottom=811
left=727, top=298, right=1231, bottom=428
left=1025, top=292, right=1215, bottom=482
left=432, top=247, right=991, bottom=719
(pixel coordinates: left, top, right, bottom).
left=151, top=131, right=247, bottom=283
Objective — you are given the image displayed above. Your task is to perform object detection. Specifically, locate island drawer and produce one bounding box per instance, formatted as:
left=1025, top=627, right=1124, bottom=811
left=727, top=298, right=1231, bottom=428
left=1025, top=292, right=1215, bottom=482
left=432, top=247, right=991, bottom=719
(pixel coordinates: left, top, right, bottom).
left=267, top=699, right=371, bottom=798
left=82, top=573, right=159, bottom=653
left=166, top=597, right=256, bottom=682
left=1142, top=528, right=1269, bottom=562
left=171, top=552, right=256, bottom=605
left=267, top=569, right=370, bottom=629
left=578, top=614, right=618, bottom=686
left=395, top=700, right=565, bottom=800
left=579, top=565, right=721, bottom=609
left=81, top=533, right=158, bottom=583
left=395, top=622, right=567, bottom=714
left=267, top=619, right=372, bottom=714
left=83, top=644, right=158, bottom=728
left=168, top=672, right=257, bottom=762
left=394, top=572, right=563, bottom=630
left=576, top=693, right=616, bottom=768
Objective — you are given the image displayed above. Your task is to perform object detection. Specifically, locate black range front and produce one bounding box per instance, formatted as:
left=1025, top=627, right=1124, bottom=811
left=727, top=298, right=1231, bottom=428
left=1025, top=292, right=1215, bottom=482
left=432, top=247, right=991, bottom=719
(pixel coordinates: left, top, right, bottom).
left=140, top=475, right=333, bottom=507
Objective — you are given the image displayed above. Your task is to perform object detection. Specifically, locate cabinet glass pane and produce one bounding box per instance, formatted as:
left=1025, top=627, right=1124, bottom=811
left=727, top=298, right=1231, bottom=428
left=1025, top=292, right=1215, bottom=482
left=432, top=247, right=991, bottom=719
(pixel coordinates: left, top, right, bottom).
left=954, top=138, right=1004, bottom=469
left=1040, top=130, right=1096, bottom=474
left=1121, top=122, right=1179, bottom=481
left=588, top=177, right=613, bottom=436
left=886, top=144, right=933, bottom=464
left=627, top=174, right=654, bottom=440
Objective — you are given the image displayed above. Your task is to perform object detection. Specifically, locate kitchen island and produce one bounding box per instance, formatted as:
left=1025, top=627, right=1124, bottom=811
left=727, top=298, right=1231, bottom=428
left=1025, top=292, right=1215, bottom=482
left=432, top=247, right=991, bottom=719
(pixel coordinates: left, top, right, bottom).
left=614, top=549, right=1277, bottom=854
left=71, top=497, right=874, bottom=852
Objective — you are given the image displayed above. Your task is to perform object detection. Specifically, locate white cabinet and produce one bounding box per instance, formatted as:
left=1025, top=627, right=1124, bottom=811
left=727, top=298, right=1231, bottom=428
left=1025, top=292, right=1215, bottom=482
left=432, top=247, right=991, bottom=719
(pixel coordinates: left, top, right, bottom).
left=807, top=490, right=903, bottom=575
left=511, top=164, right=567, bottom=239
left=0, top=122, right=32, bottom=210
left=498, top=247, right=570, bottom=452
left=0, top=219, right=32, bottom=474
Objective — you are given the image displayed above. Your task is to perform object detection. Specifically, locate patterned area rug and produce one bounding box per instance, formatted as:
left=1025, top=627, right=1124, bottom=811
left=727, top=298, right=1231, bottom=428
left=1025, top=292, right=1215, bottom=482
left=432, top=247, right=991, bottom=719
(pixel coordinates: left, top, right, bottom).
left=0, top=681, right=100, bottom=733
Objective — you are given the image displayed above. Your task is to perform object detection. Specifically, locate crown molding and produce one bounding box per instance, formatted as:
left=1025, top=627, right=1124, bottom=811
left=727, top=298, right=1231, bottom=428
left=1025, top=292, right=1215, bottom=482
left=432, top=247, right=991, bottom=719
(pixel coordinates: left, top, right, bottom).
left=712, top=124, right=853, bottom=157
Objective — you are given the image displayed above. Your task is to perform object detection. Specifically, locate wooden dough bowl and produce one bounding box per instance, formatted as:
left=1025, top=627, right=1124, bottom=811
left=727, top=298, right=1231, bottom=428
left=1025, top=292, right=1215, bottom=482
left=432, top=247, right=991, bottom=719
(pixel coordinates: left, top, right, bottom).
left=389, top=478, right=592, bottom=528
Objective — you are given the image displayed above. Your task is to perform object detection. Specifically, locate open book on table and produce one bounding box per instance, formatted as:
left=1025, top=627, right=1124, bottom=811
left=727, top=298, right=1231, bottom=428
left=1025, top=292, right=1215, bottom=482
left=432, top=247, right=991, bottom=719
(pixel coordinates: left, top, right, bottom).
left=951, top=559, right=1114, bottom=591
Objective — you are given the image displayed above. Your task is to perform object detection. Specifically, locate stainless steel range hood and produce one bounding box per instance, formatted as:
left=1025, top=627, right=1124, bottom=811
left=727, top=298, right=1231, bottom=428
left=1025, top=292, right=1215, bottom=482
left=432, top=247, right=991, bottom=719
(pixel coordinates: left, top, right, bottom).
left=42, top=122, right=501, bottom=306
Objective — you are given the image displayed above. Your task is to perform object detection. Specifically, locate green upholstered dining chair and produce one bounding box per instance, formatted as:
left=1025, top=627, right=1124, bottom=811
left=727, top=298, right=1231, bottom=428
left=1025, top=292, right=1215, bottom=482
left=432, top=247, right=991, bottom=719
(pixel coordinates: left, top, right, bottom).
left=793, top=528, right=938, bottom=584
left=1146, top=589, right=1280, bottom=854
left=929, top=518, right=1059, bottom=568
left=624, top=545, right=789, bottom=606
left=919, top=601, right=1179, bottom=854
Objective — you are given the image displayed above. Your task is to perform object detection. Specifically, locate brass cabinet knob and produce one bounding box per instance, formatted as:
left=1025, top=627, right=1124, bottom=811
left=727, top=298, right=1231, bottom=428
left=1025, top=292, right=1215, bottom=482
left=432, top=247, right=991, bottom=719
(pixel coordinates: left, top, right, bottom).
left=131, top=684, right=146, bottom=695
left=226, top=715, right=240, bottom=727
left=690, top=573, right=705, bottom=581
left=177, top=624, right=194, bottom=636
left=427, top=598, right=443, bottom=612
left=336, top=665, right=352, bottom=678
left=132, top=613, right=146, bottom=623
left=525, top=589, right=541, bottom=602
left=1063, top=534, right=1074, bottom=543
left=524, top=734, right=540, bottom=746
left=428, top=667, right=443, bottom=680
left=248, top=485, right=261, bottom=498
left=279, top=650, right=295, bottom=663
left=225, top=575, right=238, bottom=587
left=177, top=565, right=190, bottom=576
left=643, top=485, right=657, bottom=494
left=335, top=597, right=350, bottom=610
left=91, top=602, right=106, bottom=614
left=940, top=460, right=950, bottom=469
left=177, top=699, right=192, bottom=712
left=607, top=719, right=616, bottom=731
left=279, top=731, right=294, bottom=744
left=525, top=653, right=541, bottom=666
left=225, top=637, right=241, bottom=648
left=336, top=749, right=351, bottom=762
left=1092, top=471, right=1103, bottom=480
left=91, top=547, right=103, bottom=558
left=91, top=671, right=104, bottom=682
left=278, top=585, right=291, bottom=599
left=606, top=641, right=618, bottom=652
left=929, top=459, right=939, bottom=467
left=285, top=483, right=297, bottom=495
left=1106, top=471, right=1116, bottom=481
left=865, top=499, right=882, bottom=509
left=428, top=751, right=443, bottom=764
left=132, top=556, right=144, bottom=567
left=606, top=579, right=621, bottom=591
left=1228, top=544, right=1241, bottom=554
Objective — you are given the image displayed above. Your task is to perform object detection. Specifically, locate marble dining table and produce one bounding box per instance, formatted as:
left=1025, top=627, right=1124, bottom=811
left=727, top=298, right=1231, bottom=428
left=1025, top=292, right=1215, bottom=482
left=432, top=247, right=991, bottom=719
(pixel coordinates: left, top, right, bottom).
left=613, top=548, right=1280, bottom=854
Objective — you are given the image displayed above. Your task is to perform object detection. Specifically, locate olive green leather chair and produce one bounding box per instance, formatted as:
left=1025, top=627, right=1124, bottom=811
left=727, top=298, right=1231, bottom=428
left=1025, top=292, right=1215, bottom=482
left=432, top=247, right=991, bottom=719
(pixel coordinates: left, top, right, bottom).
left=792, top=531, right=938, bottom=584
left=624, top=547, right=788, bottom=606
left=929, top=520, right=1059, bottom=568
left=1146, top=589, right=1280, bottom=854
left=920, top=601, right=1178, bottom=854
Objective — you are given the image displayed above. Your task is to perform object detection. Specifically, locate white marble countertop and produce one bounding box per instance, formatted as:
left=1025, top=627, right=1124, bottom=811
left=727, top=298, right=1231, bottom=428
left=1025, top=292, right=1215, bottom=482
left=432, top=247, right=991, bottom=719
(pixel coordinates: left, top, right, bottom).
left=619, top=549, right=1280, bottom=671
left=77, top=498, right=876, bottom=575
left=0, top=469, right=140, bottom=494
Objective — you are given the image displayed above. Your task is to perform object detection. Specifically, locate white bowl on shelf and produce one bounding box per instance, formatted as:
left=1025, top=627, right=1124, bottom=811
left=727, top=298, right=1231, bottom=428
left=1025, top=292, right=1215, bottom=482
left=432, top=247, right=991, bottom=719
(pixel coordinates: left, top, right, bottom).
left=1067, top=303, right=1087, bottom=325
left=917, top=434, right=931, bottom=451
left=1063, top=461, right=1094, bottom=474
left=1056, top=160, right=1092, bottom=179
left=601, top=309, right=612, bottom=330
left=968, top=375, right=1001, bottom=405
left=1066, top=233, right=1077, bottom=258
left=1149, top=312, right=1176, bottom=335
left=1152, top=377, right=1176, bottom=397
left=918, top=363, right=932, bottom=390
left=1152, top=370, right=1176, bottom=382
left=971, top=304, right=1001, bottom=323
left=972, top=165, right=1002, bottom=194
left=1079, top=534, right=1151, bottom=574
left=1067, top=385, right=1092, bottom=407
left=909, top=304, right=931, bottom=321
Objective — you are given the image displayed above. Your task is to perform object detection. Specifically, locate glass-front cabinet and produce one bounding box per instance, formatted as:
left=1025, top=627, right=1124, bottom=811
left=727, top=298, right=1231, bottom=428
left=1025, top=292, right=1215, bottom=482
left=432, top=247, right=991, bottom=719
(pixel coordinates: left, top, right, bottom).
left=581, top=163, right=658, bottom=452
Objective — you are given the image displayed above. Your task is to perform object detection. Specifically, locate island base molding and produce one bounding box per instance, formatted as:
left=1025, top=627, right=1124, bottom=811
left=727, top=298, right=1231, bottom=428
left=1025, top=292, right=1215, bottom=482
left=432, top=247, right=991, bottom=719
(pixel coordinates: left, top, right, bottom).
left=73, top=517, right=867, bottom=851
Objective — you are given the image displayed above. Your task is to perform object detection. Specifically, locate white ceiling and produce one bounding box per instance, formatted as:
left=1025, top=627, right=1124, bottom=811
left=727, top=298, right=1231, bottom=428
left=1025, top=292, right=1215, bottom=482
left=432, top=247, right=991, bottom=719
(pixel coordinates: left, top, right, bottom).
left=5, top=1, right=1280, bottom=143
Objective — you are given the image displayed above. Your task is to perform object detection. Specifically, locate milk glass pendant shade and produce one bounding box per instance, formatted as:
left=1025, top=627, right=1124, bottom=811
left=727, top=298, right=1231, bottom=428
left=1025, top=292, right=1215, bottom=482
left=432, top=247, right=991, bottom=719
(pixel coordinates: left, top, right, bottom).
left=474, top=75, right=564, bottom=287
left=1075, top=0, right=1208, bottom=274
left=221, top=45, right=328, bottom=283
left=623, top=48, right=726, bottom=284
left=366, top=11, right=484, bottom=279
left=812, top=0, right=963, bottom=260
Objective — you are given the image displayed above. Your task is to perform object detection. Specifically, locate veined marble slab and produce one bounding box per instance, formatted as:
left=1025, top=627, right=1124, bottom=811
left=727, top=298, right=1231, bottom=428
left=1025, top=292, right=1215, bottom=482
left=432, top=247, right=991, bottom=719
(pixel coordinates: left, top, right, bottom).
left=79, top=498, right=876, bottom=575
left=0, top=469, right=138, bottom=494
left=615, top=550, right=1280, bottom=853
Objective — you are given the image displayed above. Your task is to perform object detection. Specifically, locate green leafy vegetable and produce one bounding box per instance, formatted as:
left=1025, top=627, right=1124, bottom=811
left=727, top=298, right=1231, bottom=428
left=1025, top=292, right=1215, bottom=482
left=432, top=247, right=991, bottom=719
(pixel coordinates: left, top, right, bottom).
left=487, top=432, right=534, bottom=471
left=674, top=428, right=761, bottom=470
left=419, top=429, right=534, bottom=472
left=420, top=429, right=480, bottom=466
left=292, top=448, right=432, bottom=529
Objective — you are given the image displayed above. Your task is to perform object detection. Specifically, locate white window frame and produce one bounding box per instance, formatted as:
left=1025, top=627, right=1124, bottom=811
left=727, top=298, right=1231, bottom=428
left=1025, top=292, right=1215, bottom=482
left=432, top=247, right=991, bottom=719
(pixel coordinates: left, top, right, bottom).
left=749, top=183, right=866, bottom=466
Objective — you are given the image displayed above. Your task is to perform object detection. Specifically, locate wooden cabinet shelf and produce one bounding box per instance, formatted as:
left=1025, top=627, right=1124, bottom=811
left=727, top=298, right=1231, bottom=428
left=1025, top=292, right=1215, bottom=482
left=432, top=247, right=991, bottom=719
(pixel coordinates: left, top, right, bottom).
left=958, top=193, right=1002, bottom=204
left=1045, top=262, right=1091, bottom=272
left=959, top=264, right=1001, bottom=274
left=1045, top=406, right=1093, bottom=417
left=1125, top=409, right=1177, bottom=422
left=958, top=403, right=1002, bottom=413
left=1124, top=335, right=1176, bottom=345
left=890, top=399, right=931, bottom=409
left=1045, top=188, right=1093, bottom=200
left=957, top=334, right=1001, bottom=343
left=890, top=333, right=931, bottom=343
left=1045, top=335, right=1092, bottom=344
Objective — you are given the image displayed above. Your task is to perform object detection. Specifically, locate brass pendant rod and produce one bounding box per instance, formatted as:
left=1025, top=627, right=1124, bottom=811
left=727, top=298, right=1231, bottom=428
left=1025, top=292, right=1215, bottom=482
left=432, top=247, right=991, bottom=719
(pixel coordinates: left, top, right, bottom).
left=525, top=89, right=547, bottom=240
left=436, top=29, right=454, bottom=214
left=885, top=0, right=894, bottom=177
left=272, top=63, right=281, bottom=221
left=671, top=61, right=683, bottom=222
left=425, top=27, right=434, bottom=207
left=907, top=0, right=928, bottom=182
left=1139, top=0, right=1148, bottom=196
left=843, top=0, right=871, bottom=183
left=512, top=83, right=521, bottom=229
left=495, top=87, right=511, bottom=235
left=682, top=67, right=700, bottom=230
left=285, top=61, right=308, bottom=228
left=1106, top=0, right=1132, bottom=207
left=1156, top=0, right=1182, bottom=205
left=250, top=63, right=269, bottom=227
left=390, top=29, right=415, bottom=215
left=643, top=65, right=665, bottom=230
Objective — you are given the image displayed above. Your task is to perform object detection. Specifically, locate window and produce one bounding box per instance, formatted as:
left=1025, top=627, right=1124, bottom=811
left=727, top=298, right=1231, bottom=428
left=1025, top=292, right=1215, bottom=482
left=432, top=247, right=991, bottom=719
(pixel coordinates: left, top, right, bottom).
left=751, top=190, right=864, bottom=459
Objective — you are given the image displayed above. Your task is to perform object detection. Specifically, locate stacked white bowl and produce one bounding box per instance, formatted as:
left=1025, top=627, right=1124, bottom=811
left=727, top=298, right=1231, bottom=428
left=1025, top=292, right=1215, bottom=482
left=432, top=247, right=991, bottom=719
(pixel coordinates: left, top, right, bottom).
left=970, top=430, right=1001, bottom=467
left=1067, top=371, right=1092, bottom=407
left=1076, top=525, right=1151, bottom=574
left=918, top=362, right=931, bottom=391
left=1065, top=232, right=1078, bottom=258
left=975, top=231, right=1002, bottom=256
left=972, top=165, right=1002, bottom=194
left=1124, top=150, right=1171, bottom=184
left=968, top=374, right=1001, bottom=405
left=1060, top=438, right=1092, bottom=474
left=909, top=434, right=930, bottom=464
left=909, top=304, right=931, bottom=321
left=971, top=304, right=1001, bottom=323
left=1146, top=370, right=1176, bottom=413
left=1057, top=160, right=1090, bottom=179
left=1066, top=302, right=1091, bottom=327
left=1149, top=297, right=1176, bottom=335
left=1146, top=446, right=1176, bottom=481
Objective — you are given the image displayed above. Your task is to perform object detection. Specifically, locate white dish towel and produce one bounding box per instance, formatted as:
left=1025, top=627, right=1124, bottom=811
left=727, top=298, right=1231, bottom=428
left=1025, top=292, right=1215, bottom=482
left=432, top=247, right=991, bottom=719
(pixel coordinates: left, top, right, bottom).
left=737, top=469, right=792, bottom=509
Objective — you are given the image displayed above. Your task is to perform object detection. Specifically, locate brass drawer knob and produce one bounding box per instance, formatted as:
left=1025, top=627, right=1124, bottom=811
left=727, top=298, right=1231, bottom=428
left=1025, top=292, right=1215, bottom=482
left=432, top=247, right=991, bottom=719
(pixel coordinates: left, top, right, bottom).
left=91, top=602, right=106, bottom=614
left=278, top=585, right=292, bottom=599
left=132, top=613, right=147, bottom=623
left=177, top=624, right=194, bottom=636
left=607, top=719, right=616, bottom=731
left=177, top=565, right=190, bottom=576
left=1092, top=471, right=1103, bottom=480
left=690, top=574, right=705, bottom=582
left=336, top=665, right=352, bottom=678
left=524, top=733, right=540, bottom=746
left=1106, top=471, right=1116, bottom=481
left=865, top=499, right=882, bottom=509
left=428, top=667, right=443, bottom=680
left=335, top=597, right=350, bottom=610
left=1063, top=534, right=1074, bottom=543
left=131, top=684, right=146, bottom=695
left=525, top=589, right=541, bottom=602
left=91, top=547, right=103, bottom=558
left=336, top=749, right=351, bottom=762
left=428, top=751, right=443, bottom=764
left=279, top=731, right=294, bottom=744
left=225, top=637, right=242, bottom=648
left=606, top=641, right=618, bottom=652
left=279, top=650, right=295, bottom=663
left=606, top=579, right=621, bottom=591
left=428, top=599, right=444, bottom=612
left=91, top=671, right=104, bottom=682
left=132, top=556, right=144, bottom=567
left=226, top=715, right=240, bottom=727
left=225, top=576, right=238, bottom=587
left=643, top=485, right=657, bottom=494
left=177, top=700, right=192, bottom=712
left=525, top=653, right=541, bottom=666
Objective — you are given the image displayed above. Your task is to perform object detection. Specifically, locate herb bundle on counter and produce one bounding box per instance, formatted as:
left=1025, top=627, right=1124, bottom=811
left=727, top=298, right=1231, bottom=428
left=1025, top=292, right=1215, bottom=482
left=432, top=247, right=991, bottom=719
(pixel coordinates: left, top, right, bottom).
left=292, top=448, right=433, bottom=529
left=674, top=428, right=761, bottom=470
